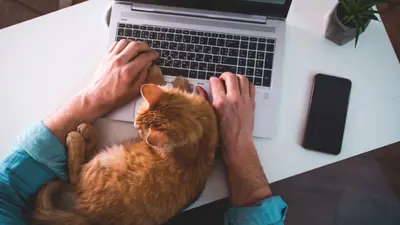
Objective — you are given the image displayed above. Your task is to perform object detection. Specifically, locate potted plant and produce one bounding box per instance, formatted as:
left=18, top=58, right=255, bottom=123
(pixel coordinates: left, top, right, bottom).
left=325, top=0, right=385, bottom=47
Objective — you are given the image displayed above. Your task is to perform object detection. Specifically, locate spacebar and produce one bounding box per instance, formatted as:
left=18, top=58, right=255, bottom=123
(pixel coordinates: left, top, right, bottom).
left=160, top=67, right=189, bottom=77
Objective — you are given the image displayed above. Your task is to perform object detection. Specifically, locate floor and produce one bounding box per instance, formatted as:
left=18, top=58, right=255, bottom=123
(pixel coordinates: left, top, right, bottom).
left=1, top=1, right=400, bottom=224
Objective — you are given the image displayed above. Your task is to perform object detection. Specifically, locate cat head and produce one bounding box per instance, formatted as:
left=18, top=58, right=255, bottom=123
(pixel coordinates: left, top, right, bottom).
left=134, top=84, right=209, bottom=152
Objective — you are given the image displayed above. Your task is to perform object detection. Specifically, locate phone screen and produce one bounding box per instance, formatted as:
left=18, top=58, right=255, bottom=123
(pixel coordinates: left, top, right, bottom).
left=302, top=74, right=352, bottom=155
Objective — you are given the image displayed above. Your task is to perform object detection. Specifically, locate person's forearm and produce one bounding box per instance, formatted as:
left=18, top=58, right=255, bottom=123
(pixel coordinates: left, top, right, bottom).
left=223, top=139, right=273, bottom=207
left=43, top=91, right=106, bottom=145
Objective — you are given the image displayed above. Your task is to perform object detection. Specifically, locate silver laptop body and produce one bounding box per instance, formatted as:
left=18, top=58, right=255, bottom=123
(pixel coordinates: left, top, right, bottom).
left=106, top=0, right=292, bottom=138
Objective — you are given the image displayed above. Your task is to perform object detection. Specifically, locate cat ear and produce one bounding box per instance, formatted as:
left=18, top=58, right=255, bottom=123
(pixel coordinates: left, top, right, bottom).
left=140, top=84, right=164, bottom=107
left=146, top=128, right=169, bottom=149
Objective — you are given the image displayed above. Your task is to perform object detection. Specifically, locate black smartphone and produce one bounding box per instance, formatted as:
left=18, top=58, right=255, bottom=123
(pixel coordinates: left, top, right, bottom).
left=302, top=74, right=352, bottom=155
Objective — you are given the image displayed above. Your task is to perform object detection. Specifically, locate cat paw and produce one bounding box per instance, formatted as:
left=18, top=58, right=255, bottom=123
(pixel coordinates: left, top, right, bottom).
left=147, top=66, right=166, bottom=86
left=172, top=77, right=191, bottom=92
left=66, top=131, right=86, bottom=185
left=77, top=123, right=98, bottom=160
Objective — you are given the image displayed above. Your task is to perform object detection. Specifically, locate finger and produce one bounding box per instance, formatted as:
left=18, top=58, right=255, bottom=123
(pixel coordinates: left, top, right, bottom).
left=249, top=83, right=256, bottom=105
left=131, top=65, right=151, bottom=93
left=118, top=41, right=152, bottom=63
left=219, top=72, right=240, bottom=100
left=236, top=74, right=250, bottom=98
left=209, top=77, right=226, bottom=102
left=111, top=39, right=130, bottom=55
left=195, top=86, right=209, bottom=102
left=108, top=41, right=118, bottom=53
left=125, top=51, right=159, bottom=81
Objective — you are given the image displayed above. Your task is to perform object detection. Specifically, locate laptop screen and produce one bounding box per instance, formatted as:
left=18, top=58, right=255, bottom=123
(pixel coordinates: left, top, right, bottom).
left=130, top=0, right=292, bottom=19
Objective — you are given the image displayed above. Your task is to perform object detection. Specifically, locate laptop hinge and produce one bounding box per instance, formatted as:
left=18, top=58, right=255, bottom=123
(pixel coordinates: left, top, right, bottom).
left=130, top=3, right=267, bottom=24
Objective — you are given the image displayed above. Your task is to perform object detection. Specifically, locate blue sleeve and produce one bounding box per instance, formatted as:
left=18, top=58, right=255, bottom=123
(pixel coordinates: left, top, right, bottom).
left=225, top=196, right=288, bottom=225
left=0, top=122, right=67, bottom=224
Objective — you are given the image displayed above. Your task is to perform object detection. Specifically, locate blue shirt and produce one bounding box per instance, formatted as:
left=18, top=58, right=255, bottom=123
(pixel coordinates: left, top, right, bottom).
left=0, top=122, right=287, bottom=224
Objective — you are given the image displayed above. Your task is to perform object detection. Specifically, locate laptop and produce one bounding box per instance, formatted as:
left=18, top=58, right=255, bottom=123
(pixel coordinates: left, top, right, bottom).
left=105, top=0, right=292, bottom=138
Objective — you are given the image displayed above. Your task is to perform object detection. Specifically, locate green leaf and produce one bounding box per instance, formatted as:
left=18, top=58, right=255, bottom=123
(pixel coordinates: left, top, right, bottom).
left=343, top=15, right=354, bottom=24
left=355, top=23, right=360, bottom=48
left=369, top=10, right=381, bottom=14
left=360, top=12, right=380, bottom=21
left=340, top=0, right=351, bottom=14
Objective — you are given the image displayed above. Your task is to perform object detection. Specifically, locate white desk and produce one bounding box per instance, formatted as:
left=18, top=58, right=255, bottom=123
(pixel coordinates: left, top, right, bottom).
left=0, top=0, right=399, bottom=209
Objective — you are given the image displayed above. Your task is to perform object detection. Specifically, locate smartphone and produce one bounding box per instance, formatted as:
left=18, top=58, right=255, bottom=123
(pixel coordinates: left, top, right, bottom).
left=302, top=74, right=352, bottom=155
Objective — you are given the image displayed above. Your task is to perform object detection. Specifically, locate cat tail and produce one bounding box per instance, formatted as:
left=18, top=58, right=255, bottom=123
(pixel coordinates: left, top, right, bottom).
left=31, top=180, right=89, bottom=225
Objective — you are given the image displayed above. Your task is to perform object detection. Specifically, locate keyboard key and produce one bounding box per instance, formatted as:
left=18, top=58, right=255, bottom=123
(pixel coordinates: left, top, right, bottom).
left=183, top=35, right=191, bottom=43
left=228, top=49, right=238, bottom=57
left=147, top=26, right=153, bottom=31
left=256, top=60, right=264, bottom=68
left=207, top=63, right=216, bottom=72
left=204, top=55, right=213, bottom=62
left=178, top=43, right=186, bottom=51
left=216, top=65, right=237, bottom=73
left=141, top=31, right=149, bottom=38
left=249, top=42, right=257, bottom=50
left=219, top=34, right=226, bottom=38
left=179, top=52, right=187, bottom=59
left=208, top=38, right=217, bottom=46
left=212, top=33, right=218, bottom=37
left=166, top=33, right=174, bottom=41
left=158, top=33, right=166, bottom=40
left=175, top=34, right=183, bottom=42
left=247, top=76, right=254, bottom=84
left=145, top=40, right=152, bottom=47
left=220, top=48, right=228, bottom=56
left=258, top=38, right=266, bottom=42
left=170, top=51, right=178, bottom=59
left=246, top=68, right=254, bottom=76
left=168, top=28, right=175, bottom=33
left=255, top=69, right=262, bottom=77
left=199, top=63, right=207, bottom=70
left=169, top=42, right=177, bottom=50
left=154, top=49, right=162, bottom=55
left=124, top=29, right=132, bottom=37
left=190, top=62, right=199, bottom=70
left=182, top=61, right=190, bottom=69
left=205, top=32, right=211, bottom=37
left=118, top=23, right=126, bottom=28
left=238, top=67, right=245, bottom=74
left=195, top=45, right=203, bottom=53
left=164, top=60, right=173, bottom=67
left=263, top=70, right=272, bottom=87
left=140, top=25, right=147, bottom=30
left=161, top=28, right=168, bottom=32
left=137, top=39, right=144, bottom=42
left=217, top=39, right=226, bottom=47
left=187, top=53, right=196, bottom=60
left=155, top=27, right=161, bottom=31
left=116, top=36, right=123, bottom=41
left=160, top=67, right=189, bottom=77
left=190, top=31, right=197, bottom=35
left=186, top=44, right=195, bottom=52
left=189, top=70, right=197, bottom=78
left=203, top=46, right=211, bottom=54
left=133, top=25, right=140, bottom=29
left=176, top=29, right=182, bottom=33
left=129, top=38, right=136, bottom=41
left=256, top=52, right=265, bottom=59
left=247, top=59, right=255, bottom=67
left=265, top=53, right=273, bottom=69
left=241, top=36, right=249, bottom=40
left=161, top=41, right=169, bottom=49
left=226, top=35, right=233, bottom=39
left=198, top=71, right=206, bottom=79
left=239, top=50, right=247, bottom=57
left=196, top=53, right=204, bottom=62
left=118, top=29, right=124, bottom=36
left=267, top=39, right=275, bottom=44
left=191, top=36, right=200, bottom=44
left=156, top=57, right=164, bottom=66
left=258, top=43, right=266, bottom=51
left=226, top=40, right=239, bottom=48
left=254, top=77, right=262, bottom=86
left=198, top=31, right=204, bottom=36
left=173, top=60, right=182, bottom=68
left=248, top=51, right=256, bottom=59
left=183, top=30, right=190, bottom=34
left=239, top=58, right=246, bottom=66
left=222, top=57, right=237, bottom=65
left=213, top=55, right=221, bottom=63
left=267, top=44, right=275, bottom=52
left=150, top=32, right=157, bottom=39
left=212, top=47, right=220, bottom=54
left=200, top=37, right=208, bottom=45
left=250, top=37, right=257, bottom=41
left=234, top=35, right=240, bottom=40
left=240, top=42, right=249, bottom=49
left=133, top=30, right=141, bottom=37
left=207, top=72, right=214, bottom=79
left=162, top=50, right=170, bottom=57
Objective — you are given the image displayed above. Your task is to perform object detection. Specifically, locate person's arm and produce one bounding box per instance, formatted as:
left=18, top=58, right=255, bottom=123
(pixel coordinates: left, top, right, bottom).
left=207, top=73, right=288, bottom=225
left=0, top=40, right=158, bottom=224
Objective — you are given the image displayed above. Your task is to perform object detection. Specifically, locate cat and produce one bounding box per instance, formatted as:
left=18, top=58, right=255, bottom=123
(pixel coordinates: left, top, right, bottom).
left=31, top=66, right=219, bottom=225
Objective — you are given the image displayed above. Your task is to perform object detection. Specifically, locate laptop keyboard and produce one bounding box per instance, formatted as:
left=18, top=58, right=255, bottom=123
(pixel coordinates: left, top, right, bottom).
left=116, top=23, right=275, bottom=87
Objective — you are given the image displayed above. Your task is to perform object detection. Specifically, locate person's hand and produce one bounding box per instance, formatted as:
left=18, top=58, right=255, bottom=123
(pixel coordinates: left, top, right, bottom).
left=82, top=40, right=159, bottom=118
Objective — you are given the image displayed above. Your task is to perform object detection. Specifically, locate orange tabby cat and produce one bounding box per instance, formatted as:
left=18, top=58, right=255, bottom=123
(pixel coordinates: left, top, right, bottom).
left=32, top=66, right=219, bottom=225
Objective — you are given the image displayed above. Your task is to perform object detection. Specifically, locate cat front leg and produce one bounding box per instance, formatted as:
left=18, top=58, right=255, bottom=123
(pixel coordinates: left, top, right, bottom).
left=66, top=131, right=86, bottom=186
left=172, top=77, right=191, bottom=92
left=146, top=66, right=166, bottom=86
left=77, top=123, right=98, bottom=162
